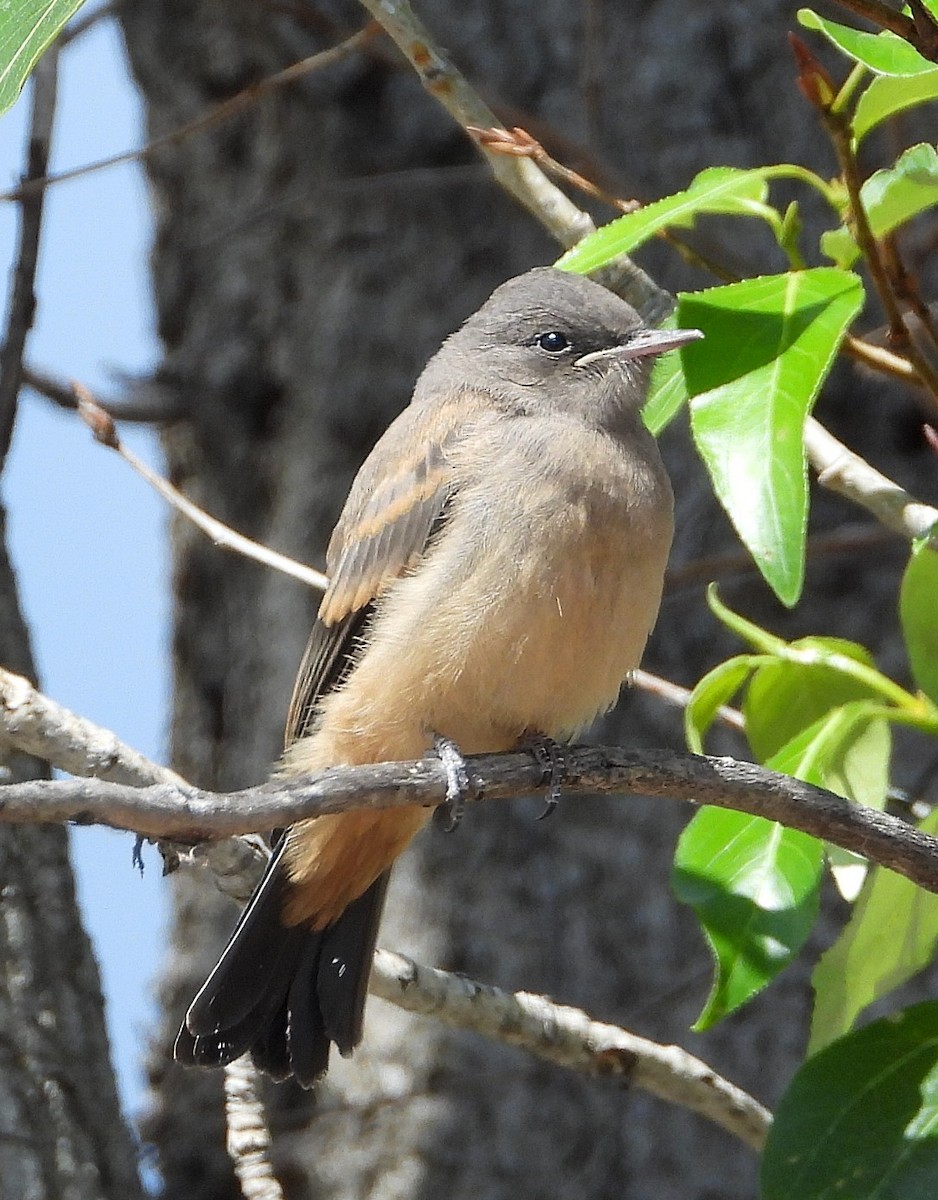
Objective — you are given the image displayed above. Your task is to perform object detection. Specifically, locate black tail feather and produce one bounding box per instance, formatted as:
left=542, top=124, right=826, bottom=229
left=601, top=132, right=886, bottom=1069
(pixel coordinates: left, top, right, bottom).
left=174, top=846, right=391, bottom=1088
left=318, top=870, right=390, bottom=1055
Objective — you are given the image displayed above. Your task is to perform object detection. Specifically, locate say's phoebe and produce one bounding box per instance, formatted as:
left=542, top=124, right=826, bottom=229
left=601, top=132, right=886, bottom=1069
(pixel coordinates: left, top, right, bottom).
left=175, top=267, right=701, bottom=1086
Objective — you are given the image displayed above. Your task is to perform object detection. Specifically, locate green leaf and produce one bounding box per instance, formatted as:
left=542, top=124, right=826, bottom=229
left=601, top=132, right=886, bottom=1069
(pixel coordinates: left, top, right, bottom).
left=643, top=316, right=693, bottom=435
left=555, top=167, right=772, bottom=274
left=810, top=808, right=938, bottom=1053
left=680, top=270, right=865, bottom=606
left=764, top=1002, right=938, bottom=1200
left=854, top=70, right=938, bottom=143
left=822, top=144, right=938, bottom=268
left=743, top=637, right=881, bottom=761
left=742, top=637, right=891, bottom=898
left=765, top=700, right=891, bottom=900
left=900, top=540, right=938, bottom=706
left=798, top=8, right=935, bottom=76
left=0, top=0, right=85, bottom=117
left=684, top=655, right=763, bottom=753
left=672, top=807, right=822, bottom=1028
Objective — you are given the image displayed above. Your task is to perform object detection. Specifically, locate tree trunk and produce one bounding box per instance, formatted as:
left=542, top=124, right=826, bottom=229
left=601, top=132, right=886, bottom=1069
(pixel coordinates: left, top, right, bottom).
left=119, top=3, right=936, bottom=1198
left=0, top=533, right=144, bottom=1200
left=0, top=53, right=146, bottom=1200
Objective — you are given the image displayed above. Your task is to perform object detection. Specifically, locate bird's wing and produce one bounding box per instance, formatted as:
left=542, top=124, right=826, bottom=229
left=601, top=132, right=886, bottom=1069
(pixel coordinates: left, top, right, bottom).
left=284, top=389, right=484, bottom=745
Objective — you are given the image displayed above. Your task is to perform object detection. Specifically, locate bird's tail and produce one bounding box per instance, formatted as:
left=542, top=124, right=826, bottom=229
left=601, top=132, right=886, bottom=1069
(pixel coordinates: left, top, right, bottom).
left=174, top=841, right=390, bottom=1088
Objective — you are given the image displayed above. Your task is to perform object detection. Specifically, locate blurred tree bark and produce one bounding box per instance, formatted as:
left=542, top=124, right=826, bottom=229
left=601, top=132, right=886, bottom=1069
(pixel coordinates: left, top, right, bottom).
left=0, top=51, right=146, bottom=1200
left=115, top=2, right=936, bottom=1199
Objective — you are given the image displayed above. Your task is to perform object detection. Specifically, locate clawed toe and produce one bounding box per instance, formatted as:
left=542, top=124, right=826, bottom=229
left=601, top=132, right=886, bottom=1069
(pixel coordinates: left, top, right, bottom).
left=520, top=732, right=567, bottom=819
left=433, top=733, right=480, bottom=832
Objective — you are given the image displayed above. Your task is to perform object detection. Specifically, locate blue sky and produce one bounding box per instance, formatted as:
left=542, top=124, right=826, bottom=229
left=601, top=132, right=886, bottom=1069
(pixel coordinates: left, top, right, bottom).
left=0, top=11, right=168, bottom=1133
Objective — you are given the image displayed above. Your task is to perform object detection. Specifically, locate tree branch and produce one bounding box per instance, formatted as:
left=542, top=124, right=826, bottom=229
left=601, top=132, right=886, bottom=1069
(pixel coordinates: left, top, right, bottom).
left=354, top=0, right=670, bottom=322
left=0, top=665, right=267, bottom=901
left=356, top=0, right=591, bottom=249
left=805, top=416, right=938, bottom=547
left=3, top=745, right=938, bottom=894
left=370, top=949, right=771, bottom=1152
left=0, top=27, right=375, bottom=204
left=223, top=1058, right=285, bottom=1200
left=0, top=670, right=773, bottom=1148
left=0, top=45, right=58, bottom=465
left=74, top=387, right=329, bottom=591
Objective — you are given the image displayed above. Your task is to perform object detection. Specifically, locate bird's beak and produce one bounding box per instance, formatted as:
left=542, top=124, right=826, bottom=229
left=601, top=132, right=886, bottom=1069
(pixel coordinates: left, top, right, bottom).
left=574, top=326, right=704, bottom=368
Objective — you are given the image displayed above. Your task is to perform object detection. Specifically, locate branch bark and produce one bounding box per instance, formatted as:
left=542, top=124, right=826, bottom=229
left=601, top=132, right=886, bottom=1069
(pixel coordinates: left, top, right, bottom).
left=370, top=949, right=771, bottom=1152
left=2, top=746, right=937, bottom=895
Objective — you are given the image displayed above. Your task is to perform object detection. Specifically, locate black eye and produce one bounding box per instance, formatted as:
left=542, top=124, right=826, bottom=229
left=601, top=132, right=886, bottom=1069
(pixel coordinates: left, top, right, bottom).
left=535, top=331, right=569, bottom=353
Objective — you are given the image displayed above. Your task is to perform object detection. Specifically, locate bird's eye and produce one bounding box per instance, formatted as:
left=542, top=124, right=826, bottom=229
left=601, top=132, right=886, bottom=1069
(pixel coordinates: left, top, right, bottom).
left=535, top=331, right=570, bottom=353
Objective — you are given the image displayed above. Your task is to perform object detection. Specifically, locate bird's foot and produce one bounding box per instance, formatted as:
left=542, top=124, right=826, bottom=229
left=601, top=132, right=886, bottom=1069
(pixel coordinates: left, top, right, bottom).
left=519, top=731, right=567, bottom=819
left=433, top=733, right=480, bottom=832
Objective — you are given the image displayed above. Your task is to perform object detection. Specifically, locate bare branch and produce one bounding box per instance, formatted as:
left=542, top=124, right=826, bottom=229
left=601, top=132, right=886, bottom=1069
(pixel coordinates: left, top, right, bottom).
left=0, top=665, right=182, bottom=787
left=843, top=335, right=918, bottom=382
left=23, top=362, right=186, bottom=423
left=468, top=124, right=640, bottom=215
left=0, top=28, right=376, bottom=203
left=0, top=665, right=267, bottom=902
left=356, top=0, right=591, bottom=248
left=631, top=669, right=745, bottom=734
left=74, top=386, right=329, bottom=592
left=60, top=2, right=119, bottom=45
left=4, top=746, right=938, bottom=894
left=370, top=949, right=771, bottom=1152
left=0, top=669, right=773, bottom=1147
left=805, top=416, right=938, bottom=547
left=354, top=0, right=671, bottom=320
left=224, top=1058, right=285, bottom=1200
left=0, top=45, right=58, bottom=465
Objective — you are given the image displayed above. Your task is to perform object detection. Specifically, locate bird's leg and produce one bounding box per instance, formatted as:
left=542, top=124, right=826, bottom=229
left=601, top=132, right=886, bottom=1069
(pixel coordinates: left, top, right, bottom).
left=432, top=733, right=481, bottom=832
left=519, top=731, right=567, bottom=819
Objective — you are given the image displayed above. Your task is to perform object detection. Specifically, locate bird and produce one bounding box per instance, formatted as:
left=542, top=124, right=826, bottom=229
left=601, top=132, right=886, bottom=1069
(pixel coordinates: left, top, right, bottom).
left=174, top=266, right=702, bottom=1087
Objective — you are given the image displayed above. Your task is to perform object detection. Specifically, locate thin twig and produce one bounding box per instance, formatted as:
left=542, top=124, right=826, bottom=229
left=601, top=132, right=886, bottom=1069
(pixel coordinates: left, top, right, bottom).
left=467, top=125, right=640, bottom=214
left=370, top=949, right=771, bottom=1151
left=0, top=46, right=58, bottom=466
left=631, top=669, right=745, bottom=733
left=4, top=747, right=938, bottom=894
left=355, top=0, right=591, bottom=249
left=60, top=2, right=118, bottom=45
left=74, top=385, right=329, bottom=592
left=0, top=27, right=376, bottom=203
left=842, top=334, right=918, bottom=381
left=881, top=236, right=938, bottom=357
left=820, top=106, right=938, bottom=416
left=24, top=362, right=186, bottom=423
left=665, top=523, right=898, bottom=593
left=804, top=417, right=938, bottom=547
